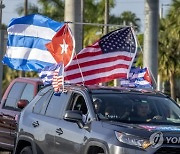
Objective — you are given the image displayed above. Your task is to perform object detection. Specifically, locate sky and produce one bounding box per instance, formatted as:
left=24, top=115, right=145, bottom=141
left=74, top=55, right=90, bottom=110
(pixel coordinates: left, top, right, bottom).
left=2, top=0, right=172, bottom=32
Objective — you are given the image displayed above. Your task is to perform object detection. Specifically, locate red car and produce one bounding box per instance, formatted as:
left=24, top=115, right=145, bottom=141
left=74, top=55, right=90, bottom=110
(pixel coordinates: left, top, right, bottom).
left=0, top=77, right=43, bottom=152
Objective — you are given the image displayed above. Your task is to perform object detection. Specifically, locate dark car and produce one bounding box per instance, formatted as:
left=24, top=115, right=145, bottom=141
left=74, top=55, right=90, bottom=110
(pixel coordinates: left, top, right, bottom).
left=14, top=84, right=180, bottom=154
left=0, top=77, right=43, bottom=152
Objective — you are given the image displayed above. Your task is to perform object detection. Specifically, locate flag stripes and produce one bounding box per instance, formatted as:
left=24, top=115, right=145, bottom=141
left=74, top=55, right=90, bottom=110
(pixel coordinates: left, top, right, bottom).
left=38, top=63, right=63, bottom=86
left=2, top=14, right=64, bottom=71
left=64, top=28, right=137, bottom=85
left=120, top=67, right=152, bottom=88
left=52, top=71, right=63, bottom=92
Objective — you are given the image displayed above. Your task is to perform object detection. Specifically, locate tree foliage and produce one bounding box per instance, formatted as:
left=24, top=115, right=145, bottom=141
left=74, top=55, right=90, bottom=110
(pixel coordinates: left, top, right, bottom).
left=3, top=0, right=142, bottom=92
left=159, top=0, right=180, bottom=99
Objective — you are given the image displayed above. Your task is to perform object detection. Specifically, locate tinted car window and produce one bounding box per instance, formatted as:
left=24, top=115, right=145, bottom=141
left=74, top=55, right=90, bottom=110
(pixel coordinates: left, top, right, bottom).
left=21, top=83, right=34, bottom=102
left=33, top=90, right=52, bottom=114
left=68, top=94, right=87, bottom=115
left=92, top=93, right=180, bottom=125
left=4, top=82, right=26, bottom=109
left=45, top=93, right=65, bottom=118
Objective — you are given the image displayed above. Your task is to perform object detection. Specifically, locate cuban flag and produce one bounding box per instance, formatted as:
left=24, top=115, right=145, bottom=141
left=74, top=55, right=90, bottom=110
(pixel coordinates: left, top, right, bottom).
left=38, top=63, right=63, bottom=86
left=2, top=14, right=64, bottom=71
left=120, top=67, right=153, bottom=89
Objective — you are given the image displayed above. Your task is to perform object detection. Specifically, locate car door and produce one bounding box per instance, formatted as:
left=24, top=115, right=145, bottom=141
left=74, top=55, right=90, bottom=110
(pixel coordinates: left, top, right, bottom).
left=0, top=82, right=35, bottom=150
left=53, top=91, right=88, bottom=154
left=42, top=91, right=70, bottom=154
left=30, top=88, right=55, bottom=154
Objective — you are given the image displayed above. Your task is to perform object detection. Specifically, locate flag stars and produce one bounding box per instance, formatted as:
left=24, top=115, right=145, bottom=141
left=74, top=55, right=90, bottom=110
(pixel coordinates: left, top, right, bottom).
left=60, top=39, right=68, bottom=54
left=99, top=27, right=136, bottom=53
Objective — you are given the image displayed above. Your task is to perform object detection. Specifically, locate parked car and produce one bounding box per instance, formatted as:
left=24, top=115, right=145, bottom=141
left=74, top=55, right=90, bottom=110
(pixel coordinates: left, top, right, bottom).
left=14, top=84, right=180, bottom=154
left=0, top=77, right=43, bottom=152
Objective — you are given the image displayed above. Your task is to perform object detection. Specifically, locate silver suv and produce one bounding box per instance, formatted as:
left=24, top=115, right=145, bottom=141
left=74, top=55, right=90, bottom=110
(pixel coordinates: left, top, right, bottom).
left=14, top=85, right=180, bottom=154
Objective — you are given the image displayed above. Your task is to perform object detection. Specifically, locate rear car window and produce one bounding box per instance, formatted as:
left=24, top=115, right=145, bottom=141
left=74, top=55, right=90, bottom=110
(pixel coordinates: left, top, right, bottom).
left=3, top=82, right=34, bottom=110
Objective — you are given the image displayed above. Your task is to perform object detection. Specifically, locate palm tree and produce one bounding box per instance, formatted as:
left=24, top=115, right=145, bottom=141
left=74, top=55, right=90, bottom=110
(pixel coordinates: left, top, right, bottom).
left=119, top=11, right=141, bottom=32
left=16, top=0, right=64, bottom=21
left=159, top=0, right=180, bottom=100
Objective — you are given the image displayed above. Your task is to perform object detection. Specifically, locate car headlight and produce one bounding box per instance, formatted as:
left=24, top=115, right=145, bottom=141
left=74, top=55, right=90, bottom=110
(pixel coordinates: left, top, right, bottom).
left=115, top=131, right=151, bottom=149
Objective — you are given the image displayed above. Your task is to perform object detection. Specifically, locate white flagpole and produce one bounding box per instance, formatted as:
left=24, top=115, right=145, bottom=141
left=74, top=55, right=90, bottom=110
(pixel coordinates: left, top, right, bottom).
left=74, top=52, right=85, bottom=86
left=62, top=63, right=65, bottom=92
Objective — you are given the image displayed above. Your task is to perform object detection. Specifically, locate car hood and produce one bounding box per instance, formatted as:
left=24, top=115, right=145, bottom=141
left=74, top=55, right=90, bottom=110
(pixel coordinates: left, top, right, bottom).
left=101, top=121, right=180, bottom=137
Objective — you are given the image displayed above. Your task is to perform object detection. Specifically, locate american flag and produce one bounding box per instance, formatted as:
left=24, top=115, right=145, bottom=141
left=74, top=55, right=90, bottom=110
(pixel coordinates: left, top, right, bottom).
left=52, top=64, right=64, bottom=92
left=52, top=70, right=64, bottom=92
left=120, top=67, right=153, bottom=88
left=64, top=27, right=137, bottom=85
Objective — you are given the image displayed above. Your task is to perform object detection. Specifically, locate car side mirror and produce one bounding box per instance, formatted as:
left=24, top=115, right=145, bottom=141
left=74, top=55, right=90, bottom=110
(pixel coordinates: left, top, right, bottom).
left=17, top=99, right=29, bottom=109
left=64, top=110, right=84, bottom=128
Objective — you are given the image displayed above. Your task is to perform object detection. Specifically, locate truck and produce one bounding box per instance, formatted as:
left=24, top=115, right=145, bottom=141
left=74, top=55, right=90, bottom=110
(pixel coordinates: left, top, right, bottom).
left=0, top=77, right=43, bottom=152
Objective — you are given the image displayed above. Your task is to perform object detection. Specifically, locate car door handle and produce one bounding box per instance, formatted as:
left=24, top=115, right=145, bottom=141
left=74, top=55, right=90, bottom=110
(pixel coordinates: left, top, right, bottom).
left=56, top=128, right=63, bottom=135
left=32, top=121, right=39, bottom=127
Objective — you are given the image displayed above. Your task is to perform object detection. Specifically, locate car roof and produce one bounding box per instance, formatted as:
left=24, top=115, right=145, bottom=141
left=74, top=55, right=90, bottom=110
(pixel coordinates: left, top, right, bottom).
left=15, top=77, right=43, bottom=82
left=62, top=84, right=167, bottom=97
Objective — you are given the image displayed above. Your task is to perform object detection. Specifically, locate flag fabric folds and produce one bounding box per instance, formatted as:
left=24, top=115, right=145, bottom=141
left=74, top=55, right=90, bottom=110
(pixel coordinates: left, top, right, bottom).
left=64, top=27, right=137, bottom=85
left=46, top=24, right=75, bottom=67
left=120, top=67, right=153, bottom=88
left=38, top=63, right=63, bottom=86
left=2, top=14, right=64, bottom=71
left=52, top=67, right=64, bottom=92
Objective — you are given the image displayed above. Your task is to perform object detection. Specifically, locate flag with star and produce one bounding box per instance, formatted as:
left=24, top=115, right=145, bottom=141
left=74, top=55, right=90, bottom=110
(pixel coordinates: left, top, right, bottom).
left=46, top=24, right=75, bottom=67
left=64, top=27, right=137, bottom=85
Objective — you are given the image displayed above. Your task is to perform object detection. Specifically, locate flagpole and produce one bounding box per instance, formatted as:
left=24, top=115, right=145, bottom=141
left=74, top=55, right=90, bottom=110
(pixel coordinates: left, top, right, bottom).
left=62, top=63, right=65, bottom=92
left=148, top=68, right=156, bottom=89
left=74, top=52, right=85, bottom=86
left=65, top=23, right=85, bottom=85
left=64, top=21, right=137, bottom=28
left=62, top=24, right=68, bottom=92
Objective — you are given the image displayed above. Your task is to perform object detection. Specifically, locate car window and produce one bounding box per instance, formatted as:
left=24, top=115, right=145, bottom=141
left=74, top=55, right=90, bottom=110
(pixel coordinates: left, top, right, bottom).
left=92, top=93, right=180, bottom=125
left=45, top=92, right=66, bottom=118
left=21, top=83, right=34, bottom=102
left=68, top=94, right=87, bottom=115
left=3, top=82, right=26, bottom=109
left=33, top=90, right=52, bottom=114
left=66, top=93, right=88, bottom=123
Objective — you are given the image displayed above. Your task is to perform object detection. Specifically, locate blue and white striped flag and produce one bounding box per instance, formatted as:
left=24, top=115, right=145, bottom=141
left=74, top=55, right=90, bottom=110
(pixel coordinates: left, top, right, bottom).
left=2, top=14, right=64, bottom=71
left=38, top=63, right=63, bottom=86
left=120, top=67, right=153, bottom=89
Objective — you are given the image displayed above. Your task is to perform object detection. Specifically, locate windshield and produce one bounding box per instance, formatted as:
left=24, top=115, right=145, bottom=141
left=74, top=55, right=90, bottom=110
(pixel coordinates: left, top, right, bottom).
left=92, top=93, right=180, bottom=125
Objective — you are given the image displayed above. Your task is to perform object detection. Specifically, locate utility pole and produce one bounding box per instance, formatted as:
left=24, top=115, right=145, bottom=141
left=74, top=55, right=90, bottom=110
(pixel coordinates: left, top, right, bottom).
left=104, top=0, right=109, bottom=35
left=21, top=0, right=28, bottom=77
left=102, top=0, right=109, bottom=86
left=157, top=3, right=170, bottom=92
left=64, top=0, right=83, bottom=53
left=0, top=0, right=5, bottom=99
left=143, top=0, right=159, bottom=89
left=24, top=0, right=28, bottom=16
left=160, top=3, right=170, bottom=19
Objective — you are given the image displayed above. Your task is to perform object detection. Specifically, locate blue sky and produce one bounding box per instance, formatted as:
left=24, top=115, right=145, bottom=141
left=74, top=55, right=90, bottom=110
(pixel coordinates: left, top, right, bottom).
left=2, top=0, right=172, bottom=32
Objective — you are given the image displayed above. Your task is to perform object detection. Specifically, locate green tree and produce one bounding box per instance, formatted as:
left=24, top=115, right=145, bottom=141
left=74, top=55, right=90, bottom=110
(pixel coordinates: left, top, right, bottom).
left=15, top=0, right=141, bottom=46
left=159, top=0, right=180, bottom=100
left=12, top=0, right=141, bottom=86
left=16, top=0, right=64, bottom=21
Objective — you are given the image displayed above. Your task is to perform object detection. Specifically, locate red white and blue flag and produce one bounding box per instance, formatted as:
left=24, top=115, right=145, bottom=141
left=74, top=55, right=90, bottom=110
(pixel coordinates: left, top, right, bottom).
left=2, top=14, right=64, bottom=71
left=38, top=63, right=63, bottom=86
left=52, top=64, right=64, bottom=92
left=64, top=27, right=137, bottom=85
left=120, top=67, right=153, bottom=88
left=46, top=24, right=75, bottom=67
left=41, top=24, right=75, bottom=92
